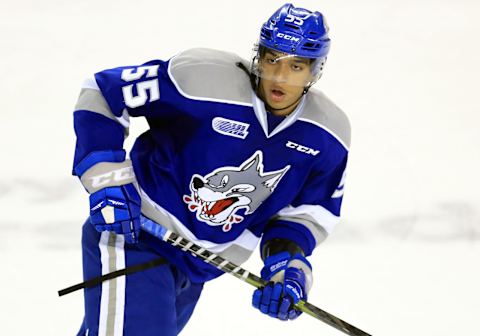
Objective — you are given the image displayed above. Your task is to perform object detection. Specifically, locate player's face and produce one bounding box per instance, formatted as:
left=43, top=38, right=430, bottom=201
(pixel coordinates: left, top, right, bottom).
left=258, top=50, right=313, bottom=116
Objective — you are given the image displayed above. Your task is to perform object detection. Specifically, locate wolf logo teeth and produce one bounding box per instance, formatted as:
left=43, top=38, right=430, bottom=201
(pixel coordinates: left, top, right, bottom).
left=183, top=151, right=290, bottom=232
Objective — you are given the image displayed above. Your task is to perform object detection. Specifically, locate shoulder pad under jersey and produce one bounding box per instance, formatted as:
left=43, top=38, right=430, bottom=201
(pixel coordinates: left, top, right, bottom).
left=168, top=48, right=252, bottom=106
left=300, top=89, right=351, bottom=150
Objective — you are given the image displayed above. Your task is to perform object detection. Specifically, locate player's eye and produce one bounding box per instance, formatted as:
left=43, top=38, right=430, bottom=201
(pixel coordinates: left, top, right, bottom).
left=266, top=57, right=277, bottom=64
left=292, top=64, right=304, bottom=71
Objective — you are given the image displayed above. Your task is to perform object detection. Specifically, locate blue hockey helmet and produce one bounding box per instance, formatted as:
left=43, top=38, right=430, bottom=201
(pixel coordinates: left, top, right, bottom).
left=259, top=3, right=330, bottom=59
left=250, top=3, right=331, bottom=88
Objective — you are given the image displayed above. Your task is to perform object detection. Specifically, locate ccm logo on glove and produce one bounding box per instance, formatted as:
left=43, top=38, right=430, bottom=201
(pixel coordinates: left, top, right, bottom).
left=90, top=166, right=135, bottom=189
left=269, top=260, right=289, bottom=273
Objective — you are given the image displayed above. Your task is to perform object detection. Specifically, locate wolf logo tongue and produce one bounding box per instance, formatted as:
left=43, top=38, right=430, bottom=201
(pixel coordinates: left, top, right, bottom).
left=183, top=150, right=290, bottom=232
left=207, top=198, right=237, bottom=215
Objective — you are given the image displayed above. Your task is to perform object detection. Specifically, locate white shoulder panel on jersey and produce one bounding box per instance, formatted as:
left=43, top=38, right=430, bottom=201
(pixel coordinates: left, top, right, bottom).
left=299, top=89, right=351, bottom=150
left=168, top=48, right=253, bottom=106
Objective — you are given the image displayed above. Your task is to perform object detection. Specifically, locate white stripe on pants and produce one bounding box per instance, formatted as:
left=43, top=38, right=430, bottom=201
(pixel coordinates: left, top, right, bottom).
left=98, top=232, right=126, bottom=336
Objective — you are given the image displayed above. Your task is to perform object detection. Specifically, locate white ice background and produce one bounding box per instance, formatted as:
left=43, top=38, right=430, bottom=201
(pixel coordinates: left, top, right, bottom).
left=0, top=0, right=479, bottom=335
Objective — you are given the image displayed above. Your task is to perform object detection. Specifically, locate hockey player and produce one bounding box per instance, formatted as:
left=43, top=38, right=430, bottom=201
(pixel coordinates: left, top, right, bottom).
left=72, top=3, right=350, bottom=335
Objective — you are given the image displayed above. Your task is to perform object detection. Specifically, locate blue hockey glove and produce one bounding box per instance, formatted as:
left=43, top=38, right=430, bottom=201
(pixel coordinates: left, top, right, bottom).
left=252, top=252, right=313, bottom=320
left=89, top=183, right=141, bottom=244
left=74, top=151, right=141, bottom=244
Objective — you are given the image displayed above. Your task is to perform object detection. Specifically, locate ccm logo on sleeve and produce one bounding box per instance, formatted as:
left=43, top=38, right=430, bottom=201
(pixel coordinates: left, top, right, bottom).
left=286, top=141, right=320, bottom=156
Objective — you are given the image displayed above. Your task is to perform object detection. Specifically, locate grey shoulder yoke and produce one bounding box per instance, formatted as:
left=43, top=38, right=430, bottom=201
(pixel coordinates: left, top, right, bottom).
left=300, top=89, right=351, bottom=150
left=168, top=48, right=252, bottom=105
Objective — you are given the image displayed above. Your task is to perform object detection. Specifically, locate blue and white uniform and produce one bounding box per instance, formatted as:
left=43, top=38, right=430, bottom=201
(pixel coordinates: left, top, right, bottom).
left=73, top=48, right=350, bottom=335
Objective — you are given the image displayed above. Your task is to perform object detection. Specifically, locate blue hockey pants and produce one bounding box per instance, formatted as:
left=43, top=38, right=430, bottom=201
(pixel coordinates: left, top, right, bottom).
left=77, top=220, right=204, bottom=336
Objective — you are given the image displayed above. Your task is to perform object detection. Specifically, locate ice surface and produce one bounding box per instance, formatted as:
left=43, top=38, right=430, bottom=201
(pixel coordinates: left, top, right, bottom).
left=1, top=0, right=479, bottom=335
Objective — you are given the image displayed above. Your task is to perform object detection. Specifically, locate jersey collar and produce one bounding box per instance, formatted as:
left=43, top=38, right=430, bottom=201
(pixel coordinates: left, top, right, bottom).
left=251, top=91, right=306, bottom=138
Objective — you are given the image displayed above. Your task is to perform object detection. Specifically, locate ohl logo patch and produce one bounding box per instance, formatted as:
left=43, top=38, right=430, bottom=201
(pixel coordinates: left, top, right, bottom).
left=211, top=117, right=250, bottom=139
left=183, top=151, right=290, bottom=232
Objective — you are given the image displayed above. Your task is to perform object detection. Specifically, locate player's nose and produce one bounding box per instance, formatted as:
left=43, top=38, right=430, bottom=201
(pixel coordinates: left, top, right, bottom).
left=272, top=62, right=289, bottom=82
left=192, top=177, right=204, bottom=190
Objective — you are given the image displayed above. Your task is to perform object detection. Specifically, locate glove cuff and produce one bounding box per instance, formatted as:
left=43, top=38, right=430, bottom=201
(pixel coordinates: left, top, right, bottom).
left=287, top=254, right=313, bottom=294
left=75, top=150, right=126, bottom=176
left=261, top=252, right=313, bottom=294
left=80, top=160, right=136, bottom=193
left=261, top=251, right=291, bottom=280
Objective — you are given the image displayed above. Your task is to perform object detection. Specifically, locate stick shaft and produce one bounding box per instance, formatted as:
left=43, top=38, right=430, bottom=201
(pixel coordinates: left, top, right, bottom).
left=58, top=257, right=166, bottom=296
left=140, top=216, right=371, bottom=336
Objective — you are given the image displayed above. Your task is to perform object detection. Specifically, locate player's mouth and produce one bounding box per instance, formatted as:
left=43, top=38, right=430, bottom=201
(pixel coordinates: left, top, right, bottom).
left=270, top=88, right=286, bottom=103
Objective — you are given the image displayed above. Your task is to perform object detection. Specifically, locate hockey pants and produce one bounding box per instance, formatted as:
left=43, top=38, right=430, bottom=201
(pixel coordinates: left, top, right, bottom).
left=77, top=220, right=204, bottom=336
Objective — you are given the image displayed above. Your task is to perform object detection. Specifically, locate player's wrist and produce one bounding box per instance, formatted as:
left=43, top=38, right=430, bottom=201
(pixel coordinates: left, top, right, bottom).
left=261, top=237, right=305, bottom=260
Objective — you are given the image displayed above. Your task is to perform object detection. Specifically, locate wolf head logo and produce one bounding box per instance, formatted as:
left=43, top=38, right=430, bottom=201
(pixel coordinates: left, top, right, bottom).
left=183, top=151, right=290, bottom=232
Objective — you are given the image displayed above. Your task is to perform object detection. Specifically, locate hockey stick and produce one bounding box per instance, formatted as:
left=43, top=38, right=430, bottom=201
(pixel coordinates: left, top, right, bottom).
left=58, top=257, right=167, bottom=296
left=140, top=216, right=372, bottom=336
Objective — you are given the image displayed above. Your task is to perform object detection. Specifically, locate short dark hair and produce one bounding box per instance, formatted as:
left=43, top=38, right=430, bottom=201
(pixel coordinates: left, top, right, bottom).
left=258, top=45, right=315, bottom=65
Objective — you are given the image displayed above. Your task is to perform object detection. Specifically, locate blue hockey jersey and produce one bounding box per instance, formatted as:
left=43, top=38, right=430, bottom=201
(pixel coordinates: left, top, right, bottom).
left=73, top=48, right=350, bottom=283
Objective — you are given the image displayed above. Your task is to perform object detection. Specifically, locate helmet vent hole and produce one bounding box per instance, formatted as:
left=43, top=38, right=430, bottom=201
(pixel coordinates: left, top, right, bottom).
left=261, top=30, right=272, bottom=39
left=302, top=42, right=321, bottom=51
left=284, top=23, right=299, bottom=30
